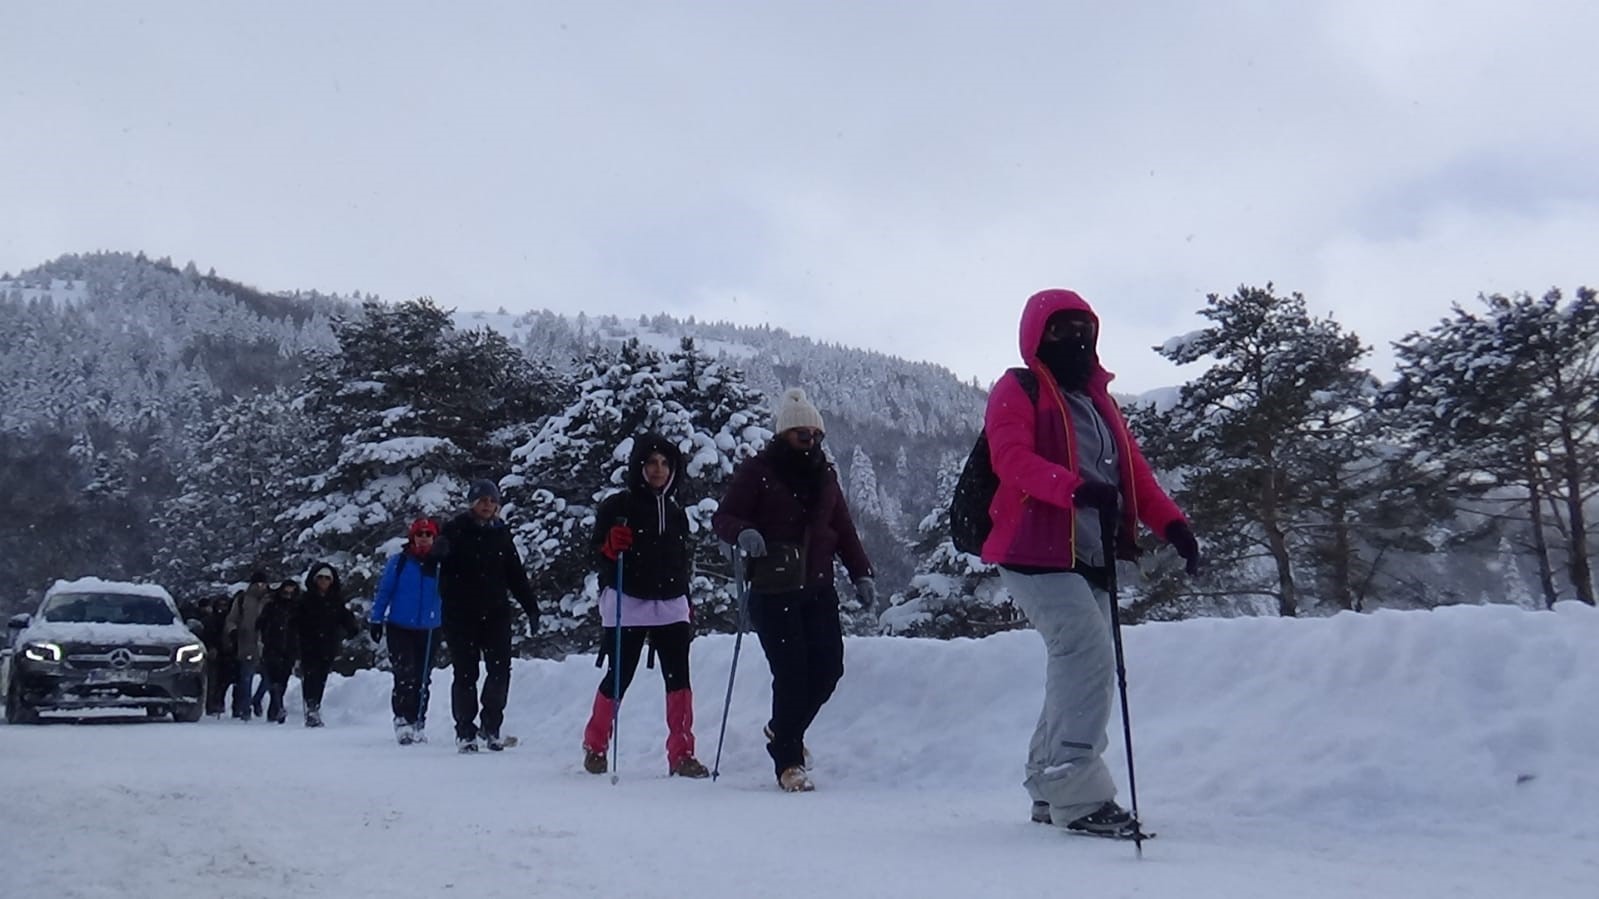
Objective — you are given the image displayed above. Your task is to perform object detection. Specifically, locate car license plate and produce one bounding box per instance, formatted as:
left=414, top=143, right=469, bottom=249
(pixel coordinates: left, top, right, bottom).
left=86, top=669, right=148, bottom=684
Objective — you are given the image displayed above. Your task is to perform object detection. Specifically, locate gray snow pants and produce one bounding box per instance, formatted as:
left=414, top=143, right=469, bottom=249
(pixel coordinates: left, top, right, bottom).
left=1001, top=568, right=1118, bottom=826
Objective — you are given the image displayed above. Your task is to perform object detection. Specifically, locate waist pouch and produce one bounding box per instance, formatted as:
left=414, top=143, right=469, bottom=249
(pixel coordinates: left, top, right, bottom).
left=749, top=541, right=807, bottom=594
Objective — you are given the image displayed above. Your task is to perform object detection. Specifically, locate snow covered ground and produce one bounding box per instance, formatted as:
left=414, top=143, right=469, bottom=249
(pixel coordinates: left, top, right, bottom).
left=2, top=602, right=1595, bottom=899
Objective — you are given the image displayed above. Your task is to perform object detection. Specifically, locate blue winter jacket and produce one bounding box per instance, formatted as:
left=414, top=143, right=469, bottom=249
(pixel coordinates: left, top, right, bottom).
left=370, top=552, right=442, bottom=630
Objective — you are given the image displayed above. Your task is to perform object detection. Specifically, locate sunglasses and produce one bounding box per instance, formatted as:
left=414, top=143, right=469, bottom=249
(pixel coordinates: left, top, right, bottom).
left=788, top=428, right=825, bottom=442
left=1044, top=318, right=1097, bottom=342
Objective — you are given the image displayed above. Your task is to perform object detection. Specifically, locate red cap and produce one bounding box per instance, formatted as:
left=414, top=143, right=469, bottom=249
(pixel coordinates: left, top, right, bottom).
left=409, top=518, right=439, bottom=538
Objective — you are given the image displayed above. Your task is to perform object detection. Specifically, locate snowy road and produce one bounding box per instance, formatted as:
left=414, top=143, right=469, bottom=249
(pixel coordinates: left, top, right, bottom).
left=3, top=604, right=1595, bottom=898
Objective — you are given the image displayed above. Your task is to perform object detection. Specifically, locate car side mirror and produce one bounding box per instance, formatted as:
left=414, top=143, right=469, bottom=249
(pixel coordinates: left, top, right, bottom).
left=7, top=613, right=29, bottom=630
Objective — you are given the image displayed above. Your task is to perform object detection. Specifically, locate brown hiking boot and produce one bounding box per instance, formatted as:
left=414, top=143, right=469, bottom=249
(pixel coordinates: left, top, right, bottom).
left=670, top=756, right=710, bottom=779
left=778, top=766, right=815, bottom=793
left=583, top=748, right=607, bottom=775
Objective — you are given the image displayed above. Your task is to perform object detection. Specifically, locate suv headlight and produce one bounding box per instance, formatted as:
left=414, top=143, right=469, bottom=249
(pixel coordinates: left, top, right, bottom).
left=22, top=642, right=63, bottom=663
left=175, top=643, right=205, bottom=665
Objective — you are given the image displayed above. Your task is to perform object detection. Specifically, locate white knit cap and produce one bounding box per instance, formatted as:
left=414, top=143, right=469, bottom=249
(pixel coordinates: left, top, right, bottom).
left=773, top=387, right=825, bottom=434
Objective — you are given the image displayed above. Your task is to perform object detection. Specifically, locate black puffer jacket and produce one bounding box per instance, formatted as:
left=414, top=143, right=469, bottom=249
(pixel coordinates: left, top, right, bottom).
left=296, top=564, right=358, bottom=667
left=438, top=511, right=540, bottom=622
left=594, top=433, right=692, bottom=600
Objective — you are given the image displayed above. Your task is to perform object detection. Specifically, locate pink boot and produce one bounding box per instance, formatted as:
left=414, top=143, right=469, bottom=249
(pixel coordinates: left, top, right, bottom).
left=582, top=690, right=618, bottom=774
left=666, top=689, right=708, bottom=777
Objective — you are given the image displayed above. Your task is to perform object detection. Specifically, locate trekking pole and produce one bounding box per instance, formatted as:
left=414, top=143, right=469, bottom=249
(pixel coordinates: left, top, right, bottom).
left=610, top=517, right=627, bottom=786
left=1101, top=510, right=1146, bottom=857
left=711, top=550, right=750, bottom=781
left=417, top=627, right=434, bottom=735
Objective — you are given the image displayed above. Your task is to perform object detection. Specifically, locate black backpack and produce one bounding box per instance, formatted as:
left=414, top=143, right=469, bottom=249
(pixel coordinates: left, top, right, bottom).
left=949, top=368, right=1040, bottom=556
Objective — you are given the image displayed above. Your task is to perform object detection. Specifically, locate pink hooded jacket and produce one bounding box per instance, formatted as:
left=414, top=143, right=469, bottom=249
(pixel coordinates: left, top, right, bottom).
left=979, top=289, right=1186, bottom=568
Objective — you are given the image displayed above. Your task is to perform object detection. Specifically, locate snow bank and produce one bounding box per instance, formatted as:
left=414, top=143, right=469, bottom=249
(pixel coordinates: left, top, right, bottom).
left=311, top=601, right=1596, bottom=835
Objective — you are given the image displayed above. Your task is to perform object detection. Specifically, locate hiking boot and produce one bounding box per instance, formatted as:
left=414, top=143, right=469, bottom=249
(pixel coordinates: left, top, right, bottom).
left=395, top=721, right=416, bottom=745
left=304, top=707, right=324, bottom=728
left=412, top=727, right=428, bottom=744
left=778, top=766, right=815, bottom=793
left=483, top=732, right=506, bottom=752
left=764, top=723, right=813, bottom=767
left=1031, top=800, right=1052, bottom=824
left=583, top=748, right=608, bottom=775
left=1065, top=801, right=1135, bottom=835
left=670, top=756, right=710, bottom=779
left=457, top=735, right=480, bottom=753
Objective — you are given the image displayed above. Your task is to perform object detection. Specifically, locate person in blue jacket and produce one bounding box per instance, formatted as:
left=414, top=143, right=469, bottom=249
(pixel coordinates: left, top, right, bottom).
left=369, top=517, right=444, bottom=745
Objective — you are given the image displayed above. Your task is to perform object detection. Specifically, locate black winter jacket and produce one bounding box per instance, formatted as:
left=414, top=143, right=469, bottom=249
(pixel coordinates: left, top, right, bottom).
left=438, top=511, right=540, bottom=622
left=594, top=433, right=693, bottom=600
left=297, top=564, right=358, bottom=667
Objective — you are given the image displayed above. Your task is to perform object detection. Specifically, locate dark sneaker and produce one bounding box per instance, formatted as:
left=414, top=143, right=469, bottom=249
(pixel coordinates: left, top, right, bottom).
left=304, top=708, right=324, bottom=728
left=583, top=748, right=607, bottom=774
left=457, top=735, right=480, bottom=753
left=1031, top=801, right=1052, bottom=824
left=483, top=732, right=506, bottom=752
left=1065, top=801, right=1135, bottom=835
left=670, top=756, right=710, bottom=779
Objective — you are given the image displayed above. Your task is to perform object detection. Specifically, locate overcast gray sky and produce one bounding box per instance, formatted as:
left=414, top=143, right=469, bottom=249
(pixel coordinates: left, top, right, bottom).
left=3, top=1, right=1596, bottom=392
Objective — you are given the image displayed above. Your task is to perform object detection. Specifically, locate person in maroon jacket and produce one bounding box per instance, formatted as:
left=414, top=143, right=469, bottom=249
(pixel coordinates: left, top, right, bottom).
left=983, top=288, right=1201, bottom=837
left=713, top=388, right=875, bottom=793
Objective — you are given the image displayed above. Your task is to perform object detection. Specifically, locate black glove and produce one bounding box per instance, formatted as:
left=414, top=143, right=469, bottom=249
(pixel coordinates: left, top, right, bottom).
left=1073, top=481, right=1120, bottom=513
left=368, top=622, right=384, bottom=643
left=1166, top=521, right=1202, bottom=576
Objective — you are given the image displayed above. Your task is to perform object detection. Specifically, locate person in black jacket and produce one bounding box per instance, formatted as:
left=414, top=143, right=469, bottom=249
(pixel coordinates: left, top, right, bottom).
left=437, top=479, right=542, bottom=752
left=198, top=595, right=235, bottom=717
left=256, top=580, right=300, bottom=724
left=580, top=433, right=709, bottom=778
left=296, top=562, right=358, bottom=727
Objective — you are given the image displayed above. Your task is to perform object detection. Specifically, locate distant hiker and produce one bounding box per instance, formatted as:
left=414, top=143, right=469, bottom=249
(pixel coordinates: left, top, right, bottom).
left=198, top=594, right=234, bottom=716
left=370, top=517, right=445, bottom=745
left=296, top=562, right=359, bottom=727
left=581, top=432, right=710, bottom=778
left=713, top=388, right=875, bottom=792
left=223, top=570, right=272, bottom=721
left=436, top=479, right=542, bottom=752
left=982, top=288, right=1200, bottom=837
left=255, top=580, right=301, bottom=723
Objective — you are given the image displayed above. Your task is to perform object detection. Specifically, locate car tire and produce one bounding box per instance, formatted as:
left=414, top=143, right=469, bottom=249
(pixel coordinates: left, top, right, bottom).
left=172, top=673, right=206, bottom=723
left=5, top=681, right=39, bottom=725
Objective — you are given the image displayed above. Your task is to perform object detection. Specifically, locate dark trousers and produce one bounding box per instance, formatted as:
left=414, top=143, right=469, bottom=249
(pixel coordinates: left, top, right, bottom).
left=262, top=657, right=294, bottom=721
left=204, top=654, right=232, bottom=714
left=445, top=609, right=512, bottom=740
left=232, top=659, right=258, bottom=719
left=751, top=586, right=844, bottom=775
left=388, top=625, right=437, bottom=726
left=301, top=661, right=332, bottom=710
left=596, top=621, right=692, bottom=700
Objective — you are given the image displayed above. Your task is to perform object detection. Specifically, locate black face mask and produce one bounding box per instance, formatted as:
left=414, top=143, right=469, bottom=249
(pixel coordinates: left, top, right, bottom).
left=1037, top=337, right=1097, bottom=389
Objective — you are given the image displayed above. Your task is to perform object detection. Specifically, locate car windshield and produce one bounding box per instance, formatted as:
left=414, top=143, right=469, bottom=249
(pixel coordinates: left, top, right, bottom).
left=40, top=592, right=178, bottom=626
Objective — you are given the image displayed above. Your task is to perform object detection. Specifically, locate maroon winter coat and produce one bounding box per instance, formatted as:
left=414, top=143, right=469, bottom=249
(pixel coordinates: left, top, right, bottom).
left=712, top=447, right=873, bottom=589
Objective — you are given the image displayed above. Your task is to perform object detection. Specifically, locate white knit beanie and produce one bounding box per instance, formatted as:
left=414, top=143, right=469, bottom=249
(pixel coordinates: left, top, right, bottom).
left=773, top=387, right=825, bottom=434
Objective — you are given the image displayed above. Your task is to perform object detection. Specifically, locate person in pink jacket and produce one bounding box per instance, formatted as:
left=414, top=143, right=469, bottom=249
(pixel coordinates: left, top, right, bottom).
left=982, top=288, right=1201, bottom=838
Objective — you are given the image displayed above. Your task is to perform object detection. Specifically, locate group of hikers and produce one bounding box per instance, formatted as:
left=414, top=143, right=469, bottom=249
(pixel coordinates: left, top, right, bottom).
left=191, top=563, right=359, bottom=726
left=197, top=290, right=1202, bottom=840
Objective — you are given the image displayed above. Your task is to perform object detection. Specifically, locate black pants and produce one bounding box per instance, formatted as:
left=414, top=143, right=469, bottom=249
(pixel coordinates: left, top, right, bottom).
left=388, top=625, right=438, bottom=726
left=204, top=654, right=233, bottom=715
left=262, top=656, right=294, bottom=721
left=445, top=608, right=512, bottom=740
left=301, top=660, right=332, bottom=710
left=751, top=586, right=844, bottom=775
left=596, top=621, right=693, bottom=700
